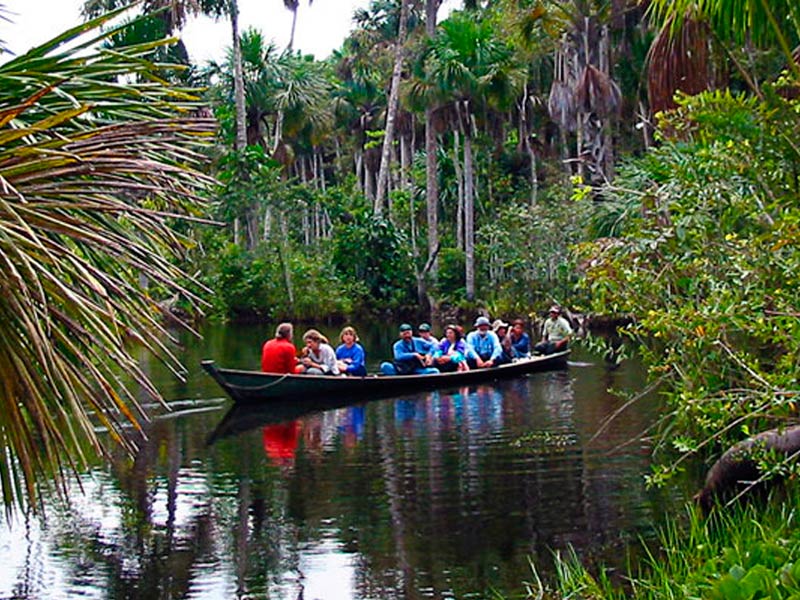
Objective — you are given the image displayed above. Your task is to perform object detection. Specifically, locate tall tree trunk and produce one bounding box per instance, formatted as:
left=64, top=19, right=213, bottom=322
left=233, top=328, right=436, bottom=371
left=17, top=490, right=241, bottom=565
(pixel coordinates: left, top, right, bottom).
left=279, top=211, right=295, bottom=308
left=365, top=165, right=375, bottom=203
left=375, top=0, right=410, bottom=215
left=400, top=133, right=410, bottom=190
left=453, top=129, right=464, bottom=250
left=355, top=151, right=363, bottom=193
left=521, top=85, right=538, bottom=207
left=425, top=0, right=440, bottom=281
left=231, top=0, right=246, bottom=153
left=287, top=6, right=298, bottom=51
left=231, top=0, right=247, bottom=245
left=464, top=132, right=475, bottom=301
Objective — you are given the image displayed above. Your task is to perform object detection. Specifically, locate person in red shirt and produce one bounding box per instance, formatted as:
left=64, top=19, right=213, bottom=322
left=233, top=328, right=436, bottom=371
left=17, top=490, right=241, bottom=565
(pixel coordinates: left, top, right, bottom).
left=261, top=322, right=298, bottom=373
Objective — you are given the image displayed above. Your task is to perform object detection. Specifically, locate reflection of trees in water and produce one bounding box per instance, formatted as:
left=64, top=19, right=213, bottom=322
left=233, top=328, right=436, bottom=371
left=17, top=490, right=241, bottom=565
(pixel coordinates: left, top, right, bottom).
left=4, top=356, right=660, bottom=599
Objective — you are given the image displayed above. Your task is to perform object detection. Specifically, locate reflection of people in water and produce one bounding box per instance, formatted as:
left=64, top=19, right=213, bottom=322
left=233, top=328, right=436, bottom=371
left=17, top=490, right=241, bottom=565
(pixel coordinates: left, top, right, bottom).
left=339, top=405, right=365, bottom=448
left=262, top=421, right=301, bottom=467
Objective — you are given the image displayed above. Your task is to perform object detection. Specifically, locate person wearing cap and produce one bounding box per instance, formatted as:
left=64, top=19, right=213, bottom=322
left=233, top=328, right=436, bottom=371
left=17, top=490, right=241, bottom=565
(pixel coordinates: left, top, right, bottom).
left=492, top=319, right=516, bottom=365
left=380, top=324, right=440, bottom=375
left=417, top=322, right=439, bottom=347
left=465, top=316, right=503, bottom=369
left=533, top=305, right=573, bottom=355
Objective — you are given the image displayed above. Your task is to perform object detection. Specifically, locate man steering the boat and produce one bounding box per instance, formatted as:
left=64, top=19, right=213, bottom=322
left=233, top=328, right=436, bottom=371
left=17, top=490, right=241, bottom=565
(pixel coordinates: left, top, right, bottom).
left=380, top=324, right=440, bottom=375
left=533, top=305, right=573, bottom=355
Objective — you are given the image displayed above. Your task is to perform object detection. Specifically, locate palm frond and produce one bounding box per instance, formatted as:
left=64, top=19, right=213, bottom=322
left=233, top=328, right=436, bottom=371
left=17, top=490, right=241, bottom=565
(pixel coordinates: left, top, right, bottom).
left=0, top=9, right=216, bottom=514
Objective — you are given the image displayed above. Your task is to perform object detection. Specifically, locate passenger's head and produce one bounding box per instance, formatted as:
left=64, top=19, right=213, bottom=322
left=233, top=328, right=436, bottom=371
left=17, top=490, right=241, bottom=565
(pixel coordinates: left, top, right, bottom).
left=512, top=319, right=525, bottom=335
left=302, top=329, right=328, bottom=349
left=340, top=326, right=359, bottom=344
left=474, top=316, right=491, bottom=335
left=549, top=305, right=561, bottom=319
left=444, top=324, right=462, bottom=342
left=399, top=323, right=413, bottom=340
left=418, top=323, right=433, bottom=338
left=275, top=322, right=293, bottom=340
left=492, top=319, right=509, bottom=337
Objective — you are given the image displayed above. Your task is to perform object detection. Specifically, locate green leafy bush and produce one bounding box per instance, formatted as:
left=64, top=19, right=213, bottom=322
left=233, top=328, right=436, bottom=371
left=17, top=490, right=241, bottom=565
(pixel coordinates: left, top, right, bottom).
left=577, top=89, right=800, bottom=474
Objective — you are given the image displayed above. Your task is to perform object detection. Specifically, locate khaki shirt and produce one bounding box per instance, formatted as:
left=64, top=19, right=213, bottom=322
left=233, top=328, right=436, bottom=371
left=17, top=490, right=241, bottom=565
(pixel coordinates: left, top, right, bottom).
left=542, top=316, right=572, bottom=342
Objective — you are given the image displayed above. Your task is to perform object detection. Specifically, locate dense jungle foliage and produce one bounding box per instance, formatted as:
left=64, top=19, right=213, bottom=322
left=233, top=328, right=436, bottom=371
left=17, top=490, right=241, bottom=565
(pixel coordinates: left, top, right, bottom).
left=1, top=0, right=799, bottom=596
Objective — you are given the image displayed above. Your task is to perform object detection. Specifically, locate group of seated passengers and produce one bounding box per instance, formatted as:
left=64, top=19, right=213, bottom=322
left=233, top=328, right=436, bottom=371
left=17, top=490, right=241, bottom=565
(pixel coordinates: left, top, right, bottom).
left=379, top=315, right=540, bottom=376
left=260, top=323, right=367, bottom=376
left=261, top=307, right=570, bottom=377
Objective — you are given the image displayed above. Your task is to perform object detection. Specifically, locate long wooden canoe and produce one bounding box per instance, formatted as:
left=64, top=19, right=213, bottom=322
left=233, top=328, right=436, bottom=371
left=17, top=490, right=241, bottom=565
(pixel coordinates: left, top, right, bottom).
left=201, top=350, right=570, bottom=404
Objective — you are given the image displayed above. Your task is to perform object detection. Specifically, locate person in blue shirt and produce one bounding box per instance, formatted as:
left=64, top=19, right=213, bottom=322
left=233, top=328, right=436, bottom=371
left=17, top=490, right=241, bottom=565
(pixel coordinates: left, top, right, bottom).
left=465, top=316, right=503, bottom=369
left=380, top=324, right=440, bottom=375
left=417, top=322, right=440, bottom=347
left=433, top=324, right=470, bottom=372
left=335, top=326, right=367, bottom=376
left=509, top=318, right=531, bottom=357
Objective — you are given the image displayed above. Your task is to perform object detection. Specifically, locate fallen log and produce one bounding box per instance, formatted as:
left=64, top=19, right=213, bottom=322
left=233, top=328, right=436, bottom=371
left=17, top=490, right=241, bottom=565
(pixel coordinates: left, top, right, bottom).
left=695, top=425, right=800, bottom=514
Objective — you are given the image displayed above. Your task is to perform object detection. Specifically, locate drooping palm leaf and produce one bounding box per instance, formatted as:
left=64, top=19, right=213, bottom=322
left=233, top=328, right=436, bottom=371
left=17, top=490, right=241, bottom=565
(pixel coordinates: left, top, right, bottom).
left=646, top=16, right=720, bottom=113
left=0, top=7, right=216, bottom=514
left=648, top=0, right=800, bottom=82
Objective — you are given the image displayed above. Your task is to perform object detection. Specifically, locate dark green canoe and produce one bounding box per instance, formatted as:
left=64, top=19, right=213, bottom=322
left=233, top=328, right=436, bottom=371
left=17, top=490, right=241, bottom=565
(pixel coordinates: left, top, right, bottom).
left=201, top=350, right=570, bottom=404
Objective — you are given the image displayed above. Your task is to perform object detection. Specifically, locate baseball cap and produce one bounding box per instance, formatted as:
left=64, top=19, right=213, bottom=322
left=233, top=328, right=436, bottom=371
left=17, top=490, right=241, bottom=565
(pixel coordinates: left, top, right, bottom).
left=399, top=323, right=413, bottom=332
left=418, top=323, right=431, bottom=332
left=474, top=316, right=491, bottom=327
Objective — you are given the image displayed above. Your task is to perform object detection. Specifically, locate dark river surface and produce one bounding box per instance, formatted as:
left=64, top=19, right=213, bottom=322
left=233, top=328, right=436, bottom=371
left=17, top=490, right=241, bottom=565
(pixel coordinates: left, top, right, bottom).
left=0, top=321, right=692, bottom=599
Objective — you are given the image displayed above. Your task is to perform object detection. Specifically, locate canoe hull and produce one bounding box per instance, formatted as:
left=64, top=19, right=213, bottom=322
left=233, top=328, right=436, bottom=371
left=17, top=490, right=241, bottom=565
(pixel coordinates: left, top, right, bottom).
left=201, top=350, right=570, bottom=404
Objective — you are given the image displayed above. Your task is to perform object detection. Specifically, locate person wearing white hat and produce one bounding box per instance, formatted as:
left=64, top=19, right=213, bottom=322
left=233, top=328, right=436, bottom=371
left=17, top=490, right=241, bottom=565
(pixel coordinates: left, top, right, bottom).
left=533, top=305, right=572, bottom=355
left=465, top=316, right=503, bottom=369
left=492, top=319, right=516, bottom=365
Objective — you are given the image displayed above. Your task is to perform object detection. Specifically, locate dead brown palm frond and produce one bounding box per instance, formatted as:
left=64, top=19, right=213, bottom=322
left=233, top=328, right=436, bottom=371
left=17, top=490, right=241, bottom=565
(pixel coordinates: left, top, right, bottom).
left=575, top=64, right=622, bottom=118
left=548, top=80, right=577, bottom=132
left=0, top=7, right=217, bottom=515
left=646, top=16, right=721, bottom=114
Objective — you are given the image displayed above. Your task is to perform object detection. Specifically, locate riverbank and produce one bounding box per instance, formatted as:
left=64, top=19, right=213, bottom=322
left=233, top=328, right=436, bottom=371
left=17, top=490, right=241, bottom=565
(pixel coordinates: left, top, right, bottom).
left=545, top=486, right=800, bottom=599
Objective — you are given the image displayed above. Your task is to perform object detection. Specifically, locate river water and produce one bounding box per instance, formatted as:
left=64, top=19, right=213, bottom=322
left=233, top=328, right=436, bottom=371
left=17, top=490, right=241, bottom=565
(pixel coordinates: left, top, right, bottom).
left=0, top=322, right=687, bottom=599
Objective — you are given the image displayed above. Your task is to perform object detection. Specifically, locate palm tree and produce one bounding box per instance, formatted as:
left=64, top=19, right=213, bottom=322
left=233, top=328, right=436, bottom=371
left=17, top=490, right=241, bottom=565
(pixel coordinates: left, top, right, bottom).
left=424, top=0, right=441, bottom=285
left=281, top=0, right=316, bottom=52
left=646, top=0, right=800, bottom=112
left=374, top=0, right=410, bottom=215
left=0, top=9, right=216, bottom=513
left=543, top=1, right=622, bottom=185
left=423, top=11, right=523, bottom=300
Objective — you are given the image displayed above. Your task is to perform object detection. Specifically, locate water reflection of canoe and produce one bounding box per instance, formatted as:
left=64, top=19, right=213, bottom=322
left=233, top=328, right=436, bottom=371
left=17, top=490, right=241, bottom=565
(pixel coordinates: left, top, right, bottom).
left=201, top=350, right=569, bottom=404
left=206, top=394, right=364, bottom=444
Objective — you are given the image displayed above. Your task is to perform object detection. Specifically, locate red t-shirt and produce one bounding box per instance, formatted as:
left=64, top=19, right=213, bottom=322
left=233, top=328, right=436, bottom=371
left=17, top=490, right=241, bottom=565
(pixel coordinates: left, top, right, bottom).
left=261, top=337, right=298, bottom=373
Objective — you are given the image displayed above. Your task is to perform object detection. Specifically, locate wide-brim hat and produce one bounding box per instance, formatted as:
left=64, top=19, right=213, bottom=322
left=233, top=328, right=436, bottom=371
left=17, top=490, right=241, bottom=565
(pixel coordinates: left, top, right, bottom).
left=492, top=319, right=509, bottom=330
left=474, top=316, right=491, bottom=327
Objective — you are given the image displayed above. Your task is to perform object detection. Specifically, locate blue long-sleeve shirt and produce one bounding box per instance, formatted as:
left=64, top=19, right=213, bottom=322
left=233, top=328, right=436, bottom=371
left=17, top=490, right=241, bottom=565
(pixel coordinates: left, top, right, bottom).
left=393, top=337, right=434, bottom=362
left=335, top=342, right=367, bottom=376
left=511, top=332, right=530, bottom=355
left=465, top=330, right=503, bottom=361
